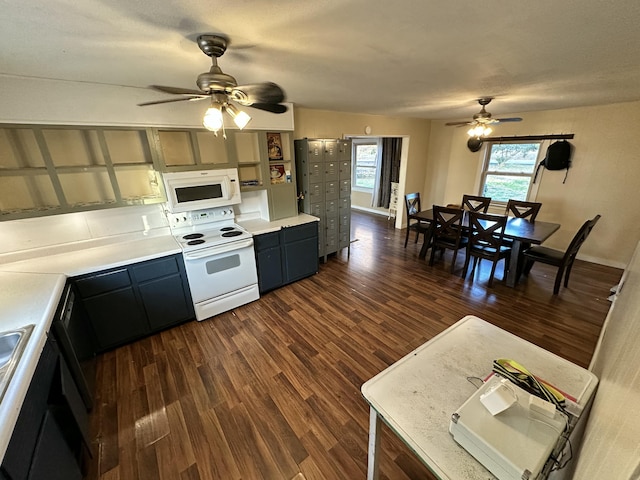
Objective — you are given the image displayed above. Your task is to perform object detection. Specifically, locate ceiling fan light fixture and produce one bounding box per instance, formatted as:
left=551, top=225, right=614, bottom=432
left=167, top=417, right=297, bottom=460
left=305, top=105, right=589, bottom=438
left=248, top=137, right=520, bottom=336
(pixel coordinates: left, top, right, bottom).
left=203, top=103, right=223, bottom=133
left=226, top=103, right=252, bottom=130
left=467, top=124, right=492, bottom=137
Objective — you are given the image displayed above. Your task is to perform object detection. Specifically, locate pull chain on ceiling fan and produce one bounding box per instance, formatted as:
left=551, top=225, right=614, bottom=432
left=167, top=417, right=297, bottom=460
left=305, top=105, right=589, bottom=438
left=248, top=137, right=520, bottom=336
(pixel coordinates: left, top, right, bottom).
left=138, top=34, right=288, bottom=136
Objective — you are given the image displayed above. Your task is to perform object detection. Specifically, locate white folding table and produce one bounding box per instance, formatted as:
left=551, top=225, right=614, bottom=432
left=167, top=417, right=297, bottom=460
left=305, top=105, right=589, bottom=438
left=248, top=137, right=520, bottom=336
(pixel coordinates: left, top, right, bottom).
left=361, top=315, right=598, bottom=480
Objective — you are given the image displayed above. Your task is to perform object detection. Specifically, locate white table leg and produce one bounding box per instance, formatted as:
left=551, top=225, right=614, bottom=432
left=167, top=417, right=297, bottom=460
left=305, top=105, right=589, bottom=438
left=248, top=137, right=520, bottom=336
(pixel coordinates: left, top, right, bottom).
left=367, top=406, right=381, bottom=480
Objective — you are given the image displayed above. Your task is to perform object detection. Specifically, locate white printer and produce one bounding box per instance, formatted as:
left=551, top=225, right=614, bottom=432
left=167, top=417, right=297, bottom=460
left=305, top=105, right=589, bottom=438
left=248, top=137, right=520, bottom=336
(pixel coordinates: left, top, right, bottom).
left=449, top=375, right=569, bottom=480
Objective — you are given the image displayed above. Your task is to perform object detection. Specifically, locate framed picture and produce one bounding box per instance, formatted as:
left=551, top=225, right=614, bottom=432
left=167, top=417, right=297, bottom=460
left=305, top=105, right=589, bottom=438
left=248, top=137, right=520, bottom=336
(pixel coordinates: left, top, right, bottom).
left=267, top=132, right=284, bottom=160
left=269, top=163, right=286, bottom=184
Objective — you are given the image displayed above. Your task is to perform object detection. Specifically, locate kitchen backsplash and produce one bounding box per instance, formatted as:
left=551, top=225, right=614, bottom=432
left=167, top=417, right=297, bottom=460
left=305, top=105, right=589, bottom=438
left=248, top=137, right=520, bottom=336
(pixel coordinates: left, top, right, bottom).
left=0, top=204, right=170, bottom=255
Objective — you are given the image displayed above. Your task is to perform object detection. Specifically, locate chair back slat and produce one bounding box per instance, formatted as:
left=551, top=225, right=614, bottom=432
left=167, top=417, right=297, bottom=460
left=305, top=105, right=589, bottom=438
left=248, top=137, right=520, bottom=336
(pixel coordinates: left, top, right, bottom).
left=468, top=212, right=507, bottom=251
left=506, top=200, right=542, bottom=221
left=462, top=195, right=491, bottom=213
left=563, top=215, right=601, bottom=263
left=405, top=193, right=421, bottom=216
left=433, top=205, right=464, bottom=242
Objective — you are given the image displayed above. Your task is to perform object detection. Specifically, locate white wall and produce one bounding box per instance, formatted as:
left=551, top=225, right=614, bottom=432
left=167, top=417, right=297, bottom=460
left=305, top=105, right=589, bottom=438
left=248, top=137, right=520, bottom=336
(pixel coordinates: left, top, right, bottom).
left=0, top=75, right=294, bottom=130
left=293, top=108, right=430, bottom=229
left=424, top=100, right=640, bottom=268
left=568, top=241, right=640, bottom=479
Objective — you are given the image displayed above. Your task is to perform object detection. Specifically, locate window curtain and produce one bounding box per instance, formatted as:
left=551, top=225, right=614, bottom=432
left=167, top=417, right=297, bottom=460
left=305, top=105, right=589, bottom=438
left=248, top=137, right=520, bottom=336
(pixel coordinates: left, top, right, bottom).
left=372, top=137, right=402, bottom=208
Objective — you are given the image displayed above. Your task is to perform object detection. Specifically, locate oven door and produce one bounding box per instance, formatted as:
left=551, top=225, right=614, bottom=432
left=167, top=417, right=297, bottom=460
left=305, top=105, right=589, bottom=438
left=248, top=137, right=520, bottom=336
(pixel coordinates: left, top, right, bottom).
left=182, top=238, right=258, bottom=304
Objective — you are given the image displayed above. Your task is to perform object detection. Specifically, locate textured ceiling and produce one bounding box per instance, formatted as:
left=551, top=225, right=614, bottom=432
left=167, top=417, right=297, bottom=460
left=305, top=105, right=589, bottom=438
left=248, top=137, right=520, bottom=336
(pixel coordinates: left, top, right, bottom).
left=2, top=0, right=640, bottom=122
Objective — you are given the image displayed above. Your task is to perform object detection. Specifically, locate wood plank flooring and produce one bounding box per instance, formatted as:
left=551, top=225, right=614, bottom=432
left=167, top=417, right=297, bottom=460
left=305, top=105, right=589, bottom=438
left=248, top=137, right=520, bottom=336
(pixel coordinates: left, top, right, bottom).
left=86, top=210, right=622, bottom=480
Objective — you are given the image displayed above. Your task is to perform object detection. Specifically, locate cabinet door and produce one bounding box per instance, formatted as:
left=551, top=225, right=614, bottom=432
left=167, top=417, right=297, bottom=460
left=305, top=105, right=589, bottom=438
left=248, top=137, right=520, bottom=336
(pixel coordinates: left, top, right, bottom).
left=256, top=247, right=284, bottom=293
left=83, top=287, right=148, bottom=350
left=138, top=274, right=193, bottom=330
left=282, top=223, right=319, bottom=282
left=323, top=140, right=338, bottom=161
left=324, top=160, right=339, bottom=182
left=1, top=339, right=58, bottom=480
left=27, top=410, right=82, bottom=480
left=282, top=224, right=319, bottom=283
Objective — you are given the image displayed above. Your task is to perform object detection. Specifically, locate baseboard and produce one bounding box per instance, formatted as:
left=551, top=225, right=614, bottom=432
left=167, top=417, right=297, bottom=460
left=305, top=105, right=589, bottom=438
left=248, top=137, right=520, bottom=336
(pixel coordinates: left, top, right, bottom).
left=352, top=205, right=390, bottom=217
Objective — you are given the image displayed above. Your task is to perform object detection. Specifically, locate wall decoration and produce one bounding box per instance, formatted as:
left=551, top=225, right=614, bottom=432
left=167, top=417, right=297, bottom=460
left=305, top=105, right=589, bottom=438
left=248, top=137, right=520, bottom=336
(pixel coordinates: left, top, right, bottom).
left=267, top=132, right=283, bottom=160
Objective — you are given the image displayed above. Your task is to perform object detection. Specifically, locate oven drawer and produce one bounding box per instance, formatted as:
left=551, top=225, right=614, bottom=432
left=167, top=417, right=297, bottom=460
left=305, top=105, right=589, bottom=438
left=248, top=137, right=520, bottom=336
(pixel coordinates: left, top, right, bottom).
left=183, top=239, right=258, bottom=304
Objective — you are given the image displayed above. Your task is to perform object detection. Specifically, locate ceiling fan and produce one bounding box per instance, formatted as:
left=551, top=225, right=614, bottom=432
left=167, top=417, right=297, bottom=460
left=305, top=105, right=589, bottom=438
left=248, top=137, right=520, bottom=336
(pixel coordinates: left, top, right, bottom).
left=445, top=98, right=522, bottom=138
left=138, top=34, right=288, bottom=133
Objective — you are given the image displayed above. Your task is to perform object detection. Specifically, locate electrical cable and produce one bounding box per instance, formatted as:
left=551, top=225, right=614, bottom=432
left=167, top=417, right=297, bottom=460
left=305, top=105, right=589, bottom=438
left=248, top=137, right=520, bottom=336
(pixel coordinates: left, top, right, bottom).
left=492, top=359, right=568, bottom=414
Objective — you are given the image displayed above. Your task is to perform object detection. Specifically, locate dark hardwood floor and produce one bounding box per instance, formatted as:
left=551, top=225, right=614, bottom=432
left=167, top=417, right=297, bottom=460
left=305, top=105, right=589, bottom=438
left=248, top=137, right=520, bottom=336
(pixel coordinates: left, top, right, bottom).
left=87, top=210, right=622, bottom=480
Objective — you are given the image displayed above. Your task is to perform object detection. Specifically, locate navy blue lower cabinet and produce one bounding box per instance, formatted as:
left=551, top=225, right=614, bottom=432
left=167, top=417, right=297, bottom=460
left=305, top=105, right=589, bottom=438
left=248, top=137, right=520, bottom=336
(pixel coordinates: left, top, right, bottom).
left=282, top=222, right=319, bottom=283
left=254, top=222, right=319, bottom=293
left=72, top=254, right=194, bottom=352
left=255, top=231, right=284, bottom=294
left=1, top=337, right=87, bottom=480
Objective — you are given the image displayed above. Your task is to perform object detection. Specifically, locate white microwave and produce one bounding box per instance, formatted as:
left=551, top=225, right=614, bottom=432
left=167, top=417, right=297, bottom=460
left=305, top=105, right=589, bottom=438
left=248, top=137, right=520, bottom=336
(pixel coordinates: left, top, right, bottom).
left=162, top=168, right=241, bottom=213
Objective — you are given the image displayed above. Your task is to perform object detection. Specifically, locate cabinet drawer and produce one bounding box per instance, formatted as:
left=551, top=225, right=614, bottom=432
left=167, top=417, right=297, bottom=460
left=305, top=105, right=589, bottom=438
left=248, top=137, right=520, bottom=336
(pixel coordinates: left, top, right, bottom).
left=132, top=256, right=180, bottom=283
left=254, top=231, right=280, bottom=250
left=75, top=269, right=131, bottom=298
left=282, top=222, right=318, bottom=243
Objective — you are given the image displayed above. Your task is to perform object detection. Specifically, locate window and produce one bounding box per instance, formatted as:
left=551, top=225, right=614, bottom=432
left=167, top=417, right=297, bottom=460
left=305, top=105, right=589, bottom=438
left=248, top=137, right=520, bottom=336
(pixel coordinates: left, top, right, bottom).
left=352, top=140, right=379, bottom=190
left=480, top=142, right=542, bottom=202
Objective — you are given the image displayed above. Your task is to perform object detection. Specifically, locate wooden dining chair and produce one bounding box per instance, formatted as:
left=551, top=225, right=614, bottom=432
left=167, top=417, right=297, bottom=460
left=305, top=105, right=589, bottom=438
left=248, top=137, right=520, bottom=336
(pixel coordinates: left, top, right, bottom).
left=404, top=193, right=430, bottom=248
left=429, top=205, right=468, bottom=272
left=505, top=200, right=542, bottom=221
left=502, top=200, right=543, bottom=254
left=522, top=215, right=601, bottom=294
left=462, top=212, right=511, bottom=287
left=462, top=195, right=491, bottom=213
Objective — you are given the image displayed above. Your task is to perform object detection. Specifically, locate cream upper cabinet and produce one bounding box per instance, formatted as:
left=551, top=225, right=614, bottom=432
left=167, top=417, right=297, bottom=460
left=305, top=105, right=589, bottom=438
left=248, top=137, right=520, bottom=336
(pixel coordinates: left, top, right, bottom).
left=0, top=124, right=297, bottom=221
left=0, top=125, right=163, bottom=220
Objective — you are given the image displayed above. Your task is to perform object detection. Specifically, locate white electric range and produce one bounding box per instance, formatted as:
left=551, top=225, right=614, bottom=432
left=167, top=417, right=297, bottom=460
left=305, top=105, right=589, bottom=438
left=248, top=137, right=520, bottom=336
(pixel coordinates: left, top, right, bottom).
left=167, top=206, right=259, bottom=321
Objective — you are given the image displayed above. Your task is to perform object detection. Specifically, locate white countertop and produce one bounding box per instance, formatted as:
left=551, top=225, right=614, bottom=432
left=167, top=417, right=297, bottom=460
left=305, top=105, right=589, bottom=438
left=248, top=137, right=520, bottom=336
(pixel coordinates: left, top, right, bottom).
left=0, top=212, right=317, bottom=462
left=238, top=213, right=319, bottom=236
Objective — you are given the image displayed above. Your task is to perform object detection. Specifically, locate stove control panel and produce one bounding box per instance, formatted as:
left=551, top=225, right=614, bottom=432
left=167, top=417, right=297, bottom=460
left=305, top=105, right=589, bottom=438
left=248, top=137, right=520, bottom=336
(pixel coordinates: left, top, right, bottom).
left=167, top=206, right=235, bottom=228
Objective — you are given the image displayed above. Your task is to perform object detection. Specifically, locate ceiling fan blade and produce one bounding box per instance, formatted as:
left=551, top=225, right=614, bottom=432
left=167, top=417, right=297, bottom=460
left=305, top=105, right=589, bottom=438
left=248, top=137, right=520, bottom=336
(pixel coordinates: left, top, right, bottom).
left=248, top=103, right=288, bottom=114
left=231, top=82, right=285, bottom=106
left=496, top=117, right=523, bottom=123
left=149, top=85, right=207, bottom=96
left=445, top=121, right=472, bottom=127
left=138, top=96, right=208, bottom=107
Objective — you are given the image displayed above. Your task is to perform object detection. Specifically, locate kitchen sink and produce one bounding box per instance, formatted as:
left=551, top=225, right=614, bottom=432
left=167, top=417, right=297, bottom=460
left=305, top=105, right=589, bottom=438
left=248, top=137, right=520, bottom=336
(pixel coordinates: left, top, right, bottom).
left=0, top=324, right=35, bottom=402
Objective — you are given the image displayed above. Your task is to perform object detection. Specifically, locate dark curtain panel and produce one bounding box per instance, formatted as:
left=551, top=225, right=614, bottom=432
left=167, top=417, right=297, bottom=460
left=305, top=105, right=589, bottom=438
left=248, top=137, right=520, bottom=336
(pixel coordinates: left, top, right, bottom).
left=376, top=137, right=402, bottom=208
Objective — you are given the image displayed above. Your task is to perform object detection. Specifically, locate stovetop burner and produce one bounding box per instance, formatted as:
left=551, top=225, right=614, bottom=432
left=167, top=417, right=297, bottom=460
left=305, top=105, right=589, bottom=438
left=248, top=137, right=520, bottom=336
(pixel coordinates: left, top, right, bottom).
left=187, top=239, right=206, bottom=245
left=220, top=226, right=235, bottom=231
left=183, top=233, right=204, bottom=240
left=221, top=230, right=243, bottom=238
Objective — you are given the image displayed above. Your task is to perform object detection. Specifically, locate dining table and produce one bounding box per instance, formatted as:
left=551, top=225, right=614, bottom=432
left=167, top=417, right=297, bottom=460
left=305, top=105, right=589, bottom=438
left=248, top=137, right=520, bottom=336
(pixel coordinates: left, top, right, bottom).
left=413, top=208, right=560, bottom=287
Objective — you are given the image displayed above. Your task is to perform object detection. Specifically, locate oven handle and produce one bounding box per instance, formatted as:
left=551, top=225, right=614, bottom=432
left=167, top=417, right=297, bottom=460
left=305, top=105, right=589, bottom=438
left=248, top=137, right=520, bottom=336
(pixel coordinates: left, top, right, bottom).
left=183, top=238, right=255, bottom=260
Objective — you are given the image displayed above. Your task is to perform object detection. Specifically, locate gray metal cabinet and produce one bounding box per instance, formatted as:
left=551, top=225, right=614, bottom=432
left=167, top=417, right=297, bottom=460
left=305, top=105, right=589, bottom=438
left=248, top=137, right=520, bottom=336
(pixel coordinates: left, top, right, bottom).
left=72, top=254, right=194, bottom=351
left=295, top=138, right=352, bottom=261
